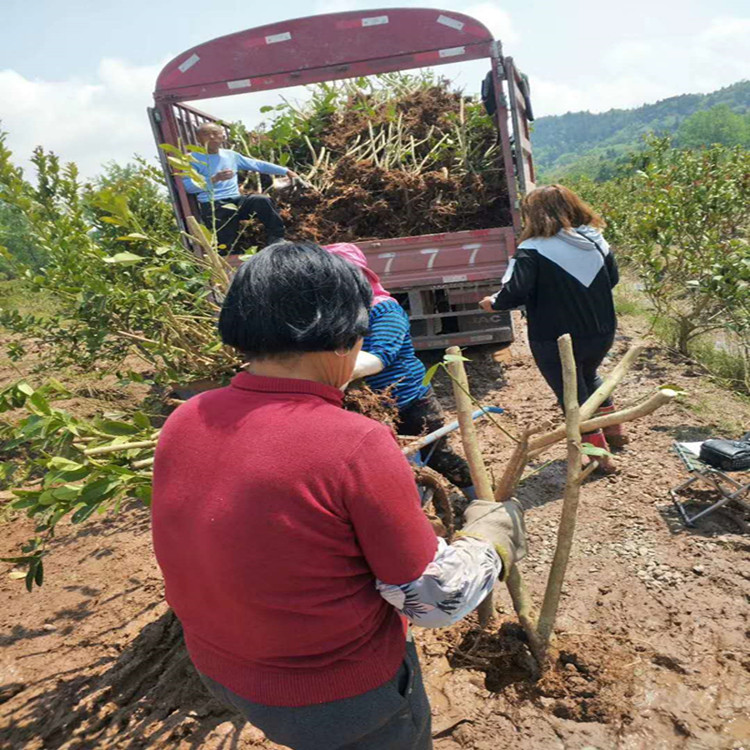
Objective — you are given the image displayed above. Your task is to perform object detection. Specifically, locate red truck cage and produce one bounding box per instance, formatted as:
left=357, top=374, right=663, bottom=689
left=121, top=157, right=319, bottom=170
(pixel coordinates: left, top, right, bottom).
left=149, top=7, right=535, bottom=350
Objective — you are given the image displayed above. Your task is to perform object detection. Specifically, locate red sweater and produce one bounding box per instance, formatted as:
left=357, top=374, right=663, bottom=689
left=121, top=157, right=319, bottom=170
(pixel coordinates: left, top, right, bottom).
left=152, top=372, right=437, bottom=707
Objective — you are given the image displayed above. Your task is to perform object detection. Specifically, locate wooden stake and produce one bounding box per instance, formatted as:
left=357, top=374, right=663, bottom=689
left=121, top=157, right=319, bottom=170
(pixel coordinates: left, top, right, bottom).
left=537, top=334, right=582, bottom=656
left=131, top=457, right=155, bottom=470
left=446, top=347, right=495, bottom=627
left=495, top=441, right=545, bottom=665
left=84, top=440, right=157, bottom=456
left=494, top=429, right=531, bottom=503
left=525, top=342, right=644, bottom=459
left=445, top=349, right=541, bottom=648
left=580, top=343, right=644, bottom=422
left=446, top=347, right=494, bottom=501
left=528, top=388, right=677, bottom=458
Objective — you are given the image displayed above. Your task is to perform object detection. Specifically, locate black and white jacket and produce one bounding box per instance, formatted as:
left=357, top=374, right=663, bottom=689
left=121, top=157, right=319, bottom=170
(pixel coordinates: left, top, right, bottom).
left=491, top=225, right=619, bottom=342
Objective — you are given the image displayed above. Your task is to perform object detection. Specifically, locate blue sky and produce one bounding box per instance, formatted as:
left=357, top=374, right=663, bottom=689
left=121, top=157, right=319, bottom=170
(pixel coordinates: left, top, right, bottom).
left=2, top=0, right=748, bottom=176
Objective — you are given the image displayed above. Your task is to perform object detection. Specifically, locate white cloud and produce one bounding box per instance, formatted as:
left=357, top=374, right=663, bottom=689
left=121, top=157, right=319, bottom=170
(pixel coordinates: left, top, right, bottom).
left=463, top=2, right=518, bottom=44
left=1, top=13, right=745, bottom=179
left=0, top=59, right=163, bottom=180
left=0, top=57, right=311, bottom=180
left=528, top=78, right=588, bottom=118
left=530, top=16, right=750, bottom=117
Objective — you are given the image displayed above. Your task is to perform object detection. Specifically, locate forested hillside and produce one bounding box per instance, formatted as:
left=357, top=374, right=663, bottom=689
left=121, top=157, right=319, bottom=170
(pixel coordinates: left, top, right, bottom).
left=533, top=80, right=750, bottom=179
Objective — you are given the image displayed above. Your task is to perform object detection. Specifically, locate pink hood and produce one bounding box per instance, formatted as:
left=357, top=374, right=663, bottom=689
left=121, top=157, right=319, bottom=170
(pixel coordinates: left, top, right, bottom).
left=323, top=243, right=395, bottom=307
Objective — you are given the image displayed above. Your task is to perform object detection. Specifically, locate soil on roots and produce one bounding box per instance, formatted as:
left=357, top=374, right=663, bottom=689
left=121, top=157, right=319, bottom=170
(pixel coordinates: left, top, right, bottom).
left=232, top=85, right=510, bottom=250
left=241, top=165, right=510, bottom=249
left=342, top=383, right=398, bottom=433
left=413, top=464, right=457, bottom=539
left=450, top=624, right=635, bottom=726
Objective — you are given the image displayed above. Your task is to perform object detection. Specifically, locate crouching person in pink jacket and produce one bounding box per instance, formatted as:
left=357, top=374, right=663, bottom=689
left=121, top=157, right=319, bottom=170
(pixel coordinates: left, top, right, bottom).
left=152, top=241, right=528, bottom=750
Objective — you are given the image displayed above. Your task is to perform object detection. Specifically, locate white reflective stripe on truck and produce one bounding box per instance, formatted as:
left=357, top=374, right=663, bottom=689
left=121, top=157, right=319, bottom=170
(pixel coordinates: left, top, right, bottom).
left=362, top=16, right=389, bottom=26
left=437, top=15, right=464, bottom=30
left=178, top=54, right=200, bottom=73
left=266, top=32, right=292, bottom=44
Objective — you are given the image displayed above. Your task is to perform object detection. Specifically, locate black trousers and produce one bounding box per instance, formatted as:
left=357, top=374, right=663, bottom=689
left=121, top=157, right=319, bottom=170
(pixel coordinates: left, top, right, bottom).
left=398, top=390, right=473, bottom=489
left=529, top=334, right=615, bottom=410
left=199, top=194, right=285, bottom=255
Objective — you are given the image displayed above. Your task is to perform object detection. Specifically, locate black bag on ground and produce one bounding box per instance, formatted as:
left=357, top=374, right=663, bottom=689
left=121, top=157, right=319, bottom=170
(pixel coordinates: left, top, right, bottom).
left=699, top=438, right=750, bottom=471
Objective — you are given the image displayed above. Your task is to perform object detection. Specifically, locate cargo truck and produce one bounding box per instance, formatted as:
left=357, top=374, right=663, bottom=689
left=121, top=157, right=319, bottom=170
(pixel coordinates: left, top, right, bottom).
left=150, top=7, right=535, bottom=350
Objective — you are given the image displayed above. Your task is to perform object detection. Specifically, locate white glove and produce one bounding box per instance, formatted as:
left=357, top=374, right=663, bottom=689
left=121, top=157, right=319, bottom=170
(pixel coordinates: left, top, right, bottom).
left=456, top=499, right=528, bottom=580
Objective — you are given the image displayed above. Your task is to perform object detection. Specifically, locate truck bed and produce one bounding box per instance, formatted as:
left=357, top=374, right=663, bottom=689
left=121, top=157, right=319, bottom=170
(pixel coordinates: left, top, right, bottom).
left=223, top=227, right=515, bottom=350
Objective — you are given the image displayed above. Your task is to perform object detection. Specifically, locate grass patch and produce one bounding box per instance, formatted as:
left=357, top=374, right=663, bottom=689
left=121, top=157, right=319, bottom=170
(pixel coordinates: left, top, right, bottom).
left=690, top=337, right=749, bottom=394
left=650, top=319, right=749, bottom=396
left=0, top=279, right=60, bottom=320
left=683, top=391, right=750, bottom=437
left=613, top=278, right=648, bottom=318
left=614, top=271, right=749, bottom=397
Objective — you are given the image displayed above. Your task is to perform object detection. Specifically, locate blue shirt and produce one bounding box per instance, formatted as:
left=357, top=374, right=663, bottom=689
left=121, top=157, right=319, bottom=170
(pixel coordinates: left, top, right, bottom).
left=363, top=300, right=429, bottom=409
left=182, top=149, right=288, bottom=203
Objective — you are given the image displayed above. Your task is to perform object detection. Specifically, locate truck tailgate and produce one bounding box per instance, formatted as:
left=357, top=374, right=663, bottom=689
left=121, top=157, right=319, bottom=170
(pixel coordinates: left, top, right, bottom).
left=356, top=227, right=515, bottom=290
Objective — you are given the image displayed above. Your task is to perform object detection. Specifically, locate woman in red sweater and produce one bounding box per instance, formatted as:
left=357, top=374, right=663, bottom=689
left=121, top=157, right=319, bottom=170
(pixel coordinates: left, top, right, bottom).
left=152, top=242, right=527, bottom=750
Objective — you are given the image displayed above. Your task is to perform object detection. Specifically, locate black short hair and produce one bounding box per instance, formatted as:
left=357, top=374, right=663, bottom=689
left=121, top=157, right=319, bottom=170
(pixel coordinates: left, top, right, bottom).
left=218, top=242, right=373, bottom=358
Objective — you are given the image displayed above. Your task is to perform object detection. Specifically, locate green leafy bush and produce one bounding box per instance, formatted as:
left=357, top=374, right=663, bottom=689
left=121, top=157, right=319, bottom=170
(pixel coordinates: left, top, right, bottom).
left=1, top=380, right=155, bottom=589
left=569, top=137, right=750, bottom=388
left=0, top=133, right=237, bottom=383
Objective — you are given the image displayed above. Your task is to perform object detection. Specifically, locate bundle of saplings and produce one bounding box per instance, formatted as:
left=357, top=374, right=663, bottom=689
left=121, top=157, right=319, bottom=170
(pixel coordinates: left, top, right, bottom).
left=226, top=73, right=511, bottom=248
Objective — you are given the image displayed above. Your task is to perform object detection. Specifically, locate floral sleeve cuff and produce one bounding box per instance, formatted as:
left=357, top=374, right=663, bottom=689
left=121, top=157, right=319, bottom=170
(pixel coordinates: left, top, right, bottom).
left=375, top=537, right=502, bottom=628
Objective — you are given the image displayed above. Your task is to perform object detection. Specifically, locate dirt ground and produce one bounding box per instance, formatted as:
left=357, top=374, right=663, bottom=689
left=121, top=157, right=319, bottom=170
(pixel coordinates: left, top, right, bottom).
left=1, top=313, right=749, bottom=749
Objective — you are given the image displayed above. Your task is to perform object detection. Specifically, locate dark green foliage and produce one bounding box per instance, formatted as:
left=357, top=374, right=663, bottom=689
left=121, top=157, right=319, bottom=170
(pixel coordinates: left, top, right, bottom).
left=85, top=159, right=179, bottom=248
left=0, top=203, right=45, bottom=279
left=677, top=105, right=750, bottom=149
left=0, top=132, right=237, bottom=381
left=534, top=81, right=750, bottom=180
left=568, top=138, right=750, bottom=389
left=0, top=380, right=156, bottom=589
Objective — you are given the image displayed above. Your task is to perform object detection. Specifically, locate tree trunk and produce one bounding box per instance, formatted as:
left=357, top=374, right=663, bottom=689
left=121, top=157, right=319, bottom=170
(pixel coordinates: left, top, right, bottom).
left=677, top=318, right=693, bottom=357
left=537, top=335, right=583, bottom=659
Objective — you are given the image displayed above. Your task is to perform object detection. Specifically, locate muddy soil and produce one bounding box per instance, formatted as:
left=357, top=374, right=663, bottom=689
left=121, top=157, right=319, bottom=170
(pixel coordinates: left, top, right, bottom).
left=1, top=314, right=749, bottom=749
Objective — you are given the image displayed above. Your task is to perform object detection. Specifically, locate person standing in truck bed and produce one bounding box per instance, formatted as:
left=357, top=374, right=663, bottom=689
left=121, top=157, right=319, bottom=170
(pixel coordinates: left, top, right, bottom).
left=183, top=122, right=298, bottom=254
left=324, top=243, right=477, bottom=499
left=480, top=184, right=623, bottom=472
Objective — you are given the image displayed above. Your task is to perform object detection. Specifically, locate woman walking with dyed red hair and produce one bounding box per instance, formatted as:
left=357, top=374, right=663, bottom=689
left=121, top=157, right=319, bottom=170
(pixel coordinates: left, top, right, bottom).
left=480, top=184, right=624, bottom=472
